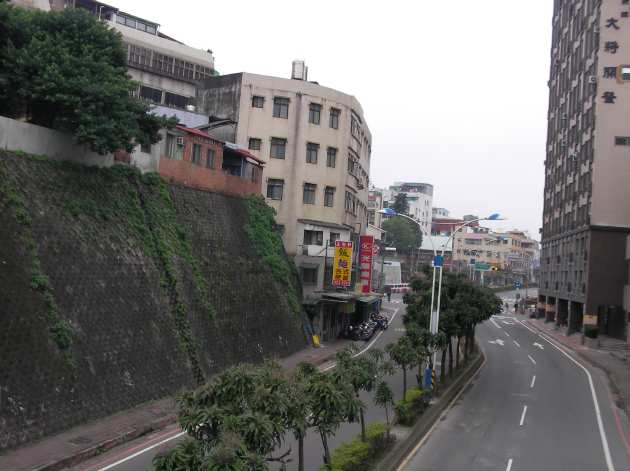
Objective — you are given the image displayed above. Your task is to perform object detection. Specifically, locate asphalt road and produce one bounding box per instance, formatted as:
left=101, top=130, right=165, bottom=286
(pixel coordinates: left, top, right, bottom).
left=400, top=289, right=630, bottom=471
left=71, top=294, right=410, bottom=471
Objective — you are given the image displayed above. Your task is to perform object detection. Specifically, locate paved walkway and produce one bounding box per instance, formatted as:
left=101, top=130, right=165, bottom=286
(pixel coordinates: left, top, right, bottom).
left=525, top=315, right=630, bottom=416
left=0, top=334, right=360, bottom=471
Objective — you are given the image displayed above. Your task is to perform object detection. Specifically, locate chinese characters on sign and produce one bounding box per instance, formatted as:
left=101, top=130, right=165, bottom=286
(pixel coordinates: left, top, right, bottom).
left=359, top=236, right=374, bottom=294
left=332, top=241, right=353, bottom=287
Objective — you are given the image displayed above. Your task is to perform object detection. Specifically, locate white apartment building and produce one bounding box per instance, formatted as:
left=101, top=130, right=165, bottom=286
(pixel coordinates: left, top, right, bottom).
left=196, top=65, right=372, bottom=296
left=12, top=0, right=216, bottom=112
left=386, top=182, right=434, bottom=233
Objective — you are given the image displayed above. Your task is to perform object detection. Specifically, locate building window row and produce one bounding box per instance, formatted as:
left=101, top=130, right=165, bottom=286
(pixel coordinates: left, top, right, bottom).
left=126, top=43, right=214, bottom=82
left=137, top=84, right=193, bottom=110
left=265, top=180, right=336, bottom=208
left=254, top=96, right=342, bottom=129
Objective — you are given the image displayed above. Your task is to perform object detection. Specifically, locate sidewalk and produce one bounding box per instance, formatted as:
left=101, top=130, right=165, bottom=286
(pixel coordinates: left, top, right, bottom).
left=525, top=315, right=630, bottom=416
left=0, top=337, right=357, bottom=471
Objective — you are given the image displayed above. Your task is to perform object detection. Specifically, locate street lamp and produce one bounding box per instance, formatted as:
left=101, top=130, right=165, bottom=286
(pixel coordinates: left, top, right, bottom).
left=380, top=208, right=506, bottom=389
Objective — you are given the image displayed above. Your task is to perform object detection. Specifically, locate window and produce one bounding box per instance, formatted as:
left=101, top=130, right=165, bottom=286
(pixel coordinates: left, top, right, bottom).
left=191, top=144, right=202, bottom=165
left=302, top=267, right=318, bottom=285
left=270, top=138, right=287, bottom=159
left=152, top=52, right=174, bottom=74
left=329, top=108, right=340, bottom=129
left=309, top=103, right=322, bottom=124
left=139, top=86, right=162, bottom=104
left=206, top=148, right=215, bottom=168
left=164, top=92, right=189, bottom=109
left=303, top=183, right=316, bottom=204
left=165, top=134, right=184, bottom=160
left=252, top=95, right=265, bottom=108
left=345, top=191, right=356, bottom=213
left=273, top=97, right=289, bottom=118
left=330, top=232, right=340, bottom=244
left=324, top=186, right=335, bottom=207
left=306, top=143, right=319, bottom=164
left=266, top=179, right=284, bottom=200
left=326, top=147, right=337, bottom=168
left=304, top=230, right=324, bottom=246
left=249, top=138, right=262, bottom=150
left=129, top=45, right=152, bottom=67
left=615, top=136, right=630, bottom=146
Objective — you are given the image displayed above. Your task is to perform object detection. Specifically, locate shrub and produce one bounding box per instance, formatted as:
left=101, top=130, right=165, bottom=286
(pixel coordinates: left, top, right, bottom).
left=325, top=422, right=394, bottom=471
left=394, top=387, right=428, bottom=426
left=584, top=325, right=598, bottom=339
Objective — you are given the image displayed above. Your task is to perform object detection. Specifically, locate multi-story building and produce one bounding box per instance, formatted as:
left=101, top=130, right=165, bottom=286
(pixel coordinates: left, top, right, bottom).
left=385, top=182, right=434, bottom=233
left=452, top=229, right=539, bottom=286
left=12, top=0, right=217, bottom=112
left=367, top=188, right=385, bottom=240
left=540, top=0, right=630, bottom=338
left=196, top=65, right=372, bottom=302
left=433, top=207, right=450, bottom=218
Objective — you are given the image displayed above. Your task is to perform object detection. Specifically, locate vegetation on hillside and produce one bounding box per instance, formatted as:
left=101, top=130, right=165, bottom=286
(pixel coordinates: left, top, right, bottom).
left=244, top=195, right=301, bottom=315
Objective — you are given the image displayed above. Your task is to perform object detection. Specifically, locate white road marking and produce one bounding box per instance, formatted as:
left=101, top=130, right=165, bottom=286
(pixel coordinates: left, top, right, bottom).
left=502, top=320, right=516, bottom=326
left=519, top=405, right=528, bottom=426
left=97, top=431, right=186, bottom=471
left=536, top=331, right=615, bottom=471
left=506, top=458, right=514, bottom=471
left=396, top=345, right=487, bottom=471
left=533, top=342, right=545, bottom=350
left=504, top=331, right=510, bottom=337
left=514, top=317, right=615, bottom=471
left=527, top=354, right=536, bottom=365
left=513, top=340, right=521, bottom=348
left=530, top=375, right=536, bottom=389
left=490, top=318, right=502, bottom=329
left=488, top=339, right=505, bottom=346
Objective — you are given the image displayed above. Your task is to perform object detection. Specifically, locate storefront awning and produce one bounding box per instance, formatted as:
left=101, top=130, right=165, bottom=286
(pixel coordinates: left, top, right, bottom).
left=357, top=295, right=380, bottom=304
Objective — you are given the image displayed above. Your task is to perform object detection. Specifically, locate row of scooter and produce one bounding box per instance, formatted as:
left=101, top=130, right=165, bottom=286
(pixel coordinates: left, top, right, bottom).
left=340, top=313, right=389, bottom=341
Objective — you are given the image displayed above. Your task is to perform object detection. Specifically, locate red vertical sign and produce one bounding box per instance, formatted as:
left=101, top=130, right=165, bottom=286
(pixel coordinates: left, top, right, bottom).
left=359, top=235, right=374, bottom=294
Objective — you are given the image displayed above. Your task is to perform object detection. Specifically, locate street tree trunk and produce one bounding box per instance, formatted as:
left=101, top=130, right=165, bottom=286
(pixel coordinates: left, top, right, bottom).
left=298, top=433, right=304, bottom=471
left=448, top=338, right=454, bottom=376
left=359, top=400, right=366, bottom=442
left=320, top=429, right=331, bottom=468
left=464, top=333, right=469, bottom=363
left=456, top=336, right=461, bottom=368
left=384, top=406, right=390, bottom=440
left=440, top=348, right=447, bottom=383
left=402, top=365, right=407, bottom=401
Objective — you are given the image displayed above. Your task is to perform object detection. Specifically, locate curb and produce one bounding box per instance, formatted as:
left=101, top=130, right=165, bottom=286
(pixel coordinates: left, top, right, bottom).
left=376, top=349, right=485, bottom=471
left=33, top=415, right=177, bottom=471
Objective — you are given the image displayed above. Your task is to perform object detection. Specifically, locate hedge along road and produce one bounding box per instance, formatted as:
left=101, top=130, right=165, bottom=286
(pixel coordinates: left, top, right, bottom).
left=399, top=291, right=630, bottom=471
left=73, top=294, right=409, bottom=471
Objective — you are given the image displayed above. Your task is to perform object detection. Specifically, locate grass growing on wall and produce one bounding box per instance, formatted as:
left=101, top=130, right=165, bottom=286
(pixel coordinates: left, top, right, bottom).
left=244, top=195, right=301, bottom=315
left=0, top=157, right=75, bottom=364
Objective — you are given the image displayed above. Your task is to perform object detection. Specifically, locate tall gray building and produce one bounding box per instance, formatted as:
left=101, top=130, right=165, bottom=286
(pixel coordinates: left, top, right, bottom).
left=539, top=0, right=630, bottom=339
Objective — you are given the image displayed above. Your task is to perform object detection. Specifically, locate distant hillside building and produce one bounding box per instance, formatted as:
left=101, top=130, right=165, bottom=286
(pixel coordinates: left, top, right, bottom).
left=384, top=182, right=433, bottom=233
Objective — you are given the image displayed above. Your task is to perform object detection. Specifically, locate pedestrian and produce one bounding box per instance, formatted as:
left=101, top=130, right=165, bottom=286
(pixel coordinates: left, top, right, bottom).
left=385, top=285, right=392, bottom=302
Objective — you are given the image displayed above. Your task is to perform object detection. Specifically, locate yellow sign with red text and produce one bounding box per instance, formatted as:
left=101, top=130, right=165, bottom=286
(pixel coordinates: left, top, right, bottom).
left=332, top=241, right=353, bottom=287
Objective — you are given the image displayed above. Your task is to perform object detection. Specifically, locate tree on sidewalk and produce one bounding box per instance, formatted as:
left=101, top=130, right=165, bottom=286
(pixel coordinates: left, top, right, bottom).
left=386, top=336, right=416, bottom=401
left=0, top=4, right=176, bottom=155
left=374, top=380, right=395, bottom=439
left=286, top=362, right=318, bottom=471
left=381, top=216, right=422, bottom=255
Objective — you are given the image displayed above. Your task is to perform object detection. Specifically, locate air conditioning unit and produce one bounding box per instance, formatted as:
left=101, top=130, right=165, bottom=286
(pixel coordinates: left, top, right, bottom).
left=176, top=137, right=185, bottom=146
left=588, top=76, right=597, bottom=84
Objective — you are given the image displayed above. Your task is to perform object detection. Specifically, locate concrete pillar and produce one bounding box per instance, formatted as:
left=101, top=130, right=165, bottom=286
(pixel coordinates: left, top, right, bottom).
left=567, top=300, right=573, bottom=335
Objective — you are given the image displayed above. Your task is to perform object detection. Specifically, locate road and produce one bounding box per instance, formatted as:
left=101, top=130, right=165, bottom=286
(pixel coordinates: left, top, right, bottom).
left=400, top=289, right=630, bottom=471
left=71, top=294, right=410, bottom=471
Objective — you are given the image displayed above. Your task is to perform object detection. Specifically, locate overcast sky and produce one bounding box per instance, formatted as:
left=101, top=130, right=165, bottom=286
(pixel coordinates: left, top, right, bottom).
left=128, top=0, right=552, bottom=239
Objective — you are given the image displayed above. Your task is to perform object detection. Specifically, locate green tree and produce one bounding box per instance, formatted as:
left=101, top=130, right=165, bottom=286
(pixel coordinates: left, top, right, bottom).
left=386, top=337, right=416, bottom=401
left=373, top=380, right=394, bottom=438
left=305, top=370, right=361, bottom=468
left=391, top=193, right=409, bottom=215
left=0, top=4, right=175, bottom=154
left=382, top=216, right=422, bottom=255
left=155, top=362, right=292, bottom=471
left=287, top=362, right=318, bottom=471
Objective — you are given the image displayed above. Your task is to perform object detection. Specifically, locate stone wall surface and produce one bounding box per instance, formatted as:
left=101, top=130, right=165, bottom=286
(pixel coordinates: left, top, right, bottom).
left=0, top=151, right=305, bottom=451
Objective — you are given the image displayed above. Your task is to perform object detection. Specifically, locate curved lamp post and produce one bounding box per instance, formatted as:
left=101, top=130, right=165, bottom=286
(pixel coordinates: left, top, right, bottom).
left=379, top=209, right=506, bottom=388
